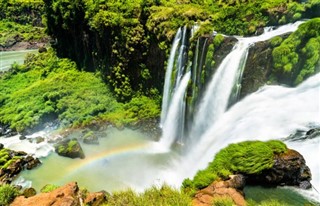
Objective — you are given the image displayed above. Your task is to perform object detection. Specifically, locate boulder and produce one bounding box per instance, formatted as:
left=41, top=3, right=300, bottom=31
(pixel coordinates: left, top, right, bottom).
left=82, top=131, right=99, bottom=145
left=22, top=188, right=37, bottom=198
left=11, top=182, right=107, bottom=206
left=192, top=174, right=246, bottom=206
left=11, top=182, right=81, bottom=206
left=54, top=139, right=85, bottom=159
left=84, top=191, right=107, bottom=206
left=246, top=149, right=312, bottom=189
left=24, top=155, right=41, bottom=170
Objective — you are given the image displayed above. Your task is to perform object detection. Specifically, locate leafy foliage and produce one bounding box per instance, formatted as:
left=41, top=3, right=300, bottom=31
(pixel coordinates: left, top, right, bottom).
left=0, top=49, right=118, bottom=131
left=0, top=184, right=20, bottom=206
left=272, top=18, right=320, bottom=85
left=0, top=49, right=160, bottom=132
left=0, top=0, right=44, bottom=26
left=182, top=140, right=288, bottom=191
left=0, top=20, right=47, bottom=46
left=43, top=0, right=320, bottom=101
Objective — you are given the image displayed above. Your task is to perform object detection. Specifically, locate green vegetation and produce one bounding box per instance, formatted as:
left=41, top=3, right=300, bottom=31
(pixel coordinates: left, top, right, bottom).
left=0, top=0, right=44, bottom=26
left=0, top=184, right=20, bottom=206
left=212, top=197, right=235, bottom=206
left=182, top=140, right=287, bottom=192
left=103, top=185, right=192, bottom=206
left=272, top=18, right=320, bottom=85
left=0, top=20, right=47, bottom=47
left=40, top=184, right=59, bottom=193
left=0, top=149, right=22, bottom=170
left=43, top=0, right=320, bottom=101
left=0, top=49, right=160, bottom=132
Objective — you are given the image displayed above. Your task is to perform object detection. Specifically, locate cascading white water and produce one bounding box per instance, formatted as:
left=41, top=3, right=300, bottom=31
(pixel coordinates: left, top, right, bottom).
left=159, top=72, right=191, bottom=150
left=160, top=28, right=182, bottom=127
left=167, top=73, right=319, bottom=200
left=189, top=21, right=304, bottom=140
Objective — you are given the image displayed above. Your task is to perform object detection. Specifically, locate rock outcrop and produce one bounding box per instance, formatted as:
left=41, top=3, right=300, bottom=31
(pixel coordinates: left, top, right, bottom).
left=192, top=147, right=312, bottom=206
left=54, top=139, right=85, bottom=159
left=11, top=182, right=107, bottom=206
left=192, top=175, right=246, bottom=206
left=0, top=149, right=41, bottom=184
left=246, top=149, right=312, bottom=189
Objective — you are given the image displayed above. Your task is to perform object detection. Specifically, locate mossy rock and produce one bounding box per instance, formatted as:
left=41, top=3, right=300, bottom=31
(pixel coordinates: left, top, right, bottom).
left=182, top=140, right=288, bottom=191
left=82, top=131, right=99, bottom=145
left=54, top=139, right=85, bottom=159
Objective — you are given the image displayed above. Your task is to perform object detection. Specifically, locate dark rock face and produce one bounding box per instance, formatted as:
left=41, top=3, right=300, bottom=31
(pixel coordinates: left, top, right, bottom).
left=213, top=37, right=238, bottom=70
left=246, top=149, right=312, bottom=189
left=239, top=33, right=290, bottom=99
left=54, top=139, right=85, bottom=159
left=11, top=182, right=107, bottom=206
left=0, top=123, right=17, bottom=137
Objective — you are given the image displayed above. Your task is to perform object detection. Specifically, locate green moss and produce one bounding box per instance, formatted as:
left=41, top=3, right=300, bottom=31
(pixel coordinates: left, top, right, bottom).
left=40, top=184, right=59, bottom=193
left=182, top=140, right=288, bottom=191
left=272, top=18, right=320, bottom=85
left=0, top=184, right=20, bottom=206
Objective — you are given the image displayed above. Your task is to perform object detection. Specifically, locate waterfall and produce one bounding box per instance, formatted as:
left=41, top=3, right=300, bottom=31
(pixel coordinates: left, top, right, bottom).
left=158, top=21, right=320, bottom=202
left=189, top=21, right=304, bottom=141
left=159, top=72, right=191, bottom=149
left=160, top=21, right=304, bottom=149
left=164, top=73, right=319, bottom=201
left=160, top=28, right=182, bottom=127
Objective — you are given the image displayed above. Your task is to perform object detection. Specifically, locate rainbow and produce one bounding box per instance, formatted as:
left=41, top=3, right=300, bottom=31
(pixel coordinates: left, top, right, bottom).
left=66, top=142, right=148, bottom=172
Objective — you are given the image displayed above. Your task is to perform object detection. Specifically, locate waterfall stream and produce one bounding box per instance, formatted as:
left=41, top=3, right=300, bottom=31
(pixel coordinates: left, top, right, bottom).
left=160, top=21, right=304, bottom=149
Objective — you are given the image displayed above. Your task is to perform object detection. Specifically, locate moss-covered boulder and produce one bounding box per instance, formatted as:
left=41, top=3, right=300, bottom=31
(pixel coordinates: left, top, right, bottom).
left=182, top=140, right=311, bottom=192
left=82, top=131, right=99, bottom=145
left=184, top=140, right=312, bottom=205
left=54, top=139, right=85, bottom=159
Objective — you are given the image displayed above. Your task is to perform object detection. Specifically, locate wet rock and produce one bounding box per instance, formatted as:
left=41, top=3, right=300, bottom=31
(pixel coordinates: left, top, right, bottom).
left=23, top=187, right=37, bottom=198
left=0, top=148, right=41, bottom=184
left=0, top=144, right=3, bottom=150
left=35, top=136, right=45, bottom=144
left=192, top=175, right=246, bottom=206
left=54, top=139, right=85, bottom=159
left=24, top=155, right=41, bottom=170
left=246, top=149, right=312, bottom=189
left=19, top=135, right=27, bottom=140
left=82, top=131, right=99, bottom=145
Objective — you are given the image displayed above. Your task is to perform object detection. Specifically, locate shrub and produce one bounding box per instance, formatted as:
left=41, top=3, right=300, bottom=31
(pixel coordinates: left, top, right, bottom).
left=0, top=184, right=20, bottom=206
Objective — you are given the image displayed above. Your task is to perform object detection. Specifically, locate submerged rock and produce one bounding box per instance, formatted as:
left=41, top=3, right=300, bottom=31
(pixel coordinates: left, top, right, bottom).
left=54, top=139, right=85, bottom=159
